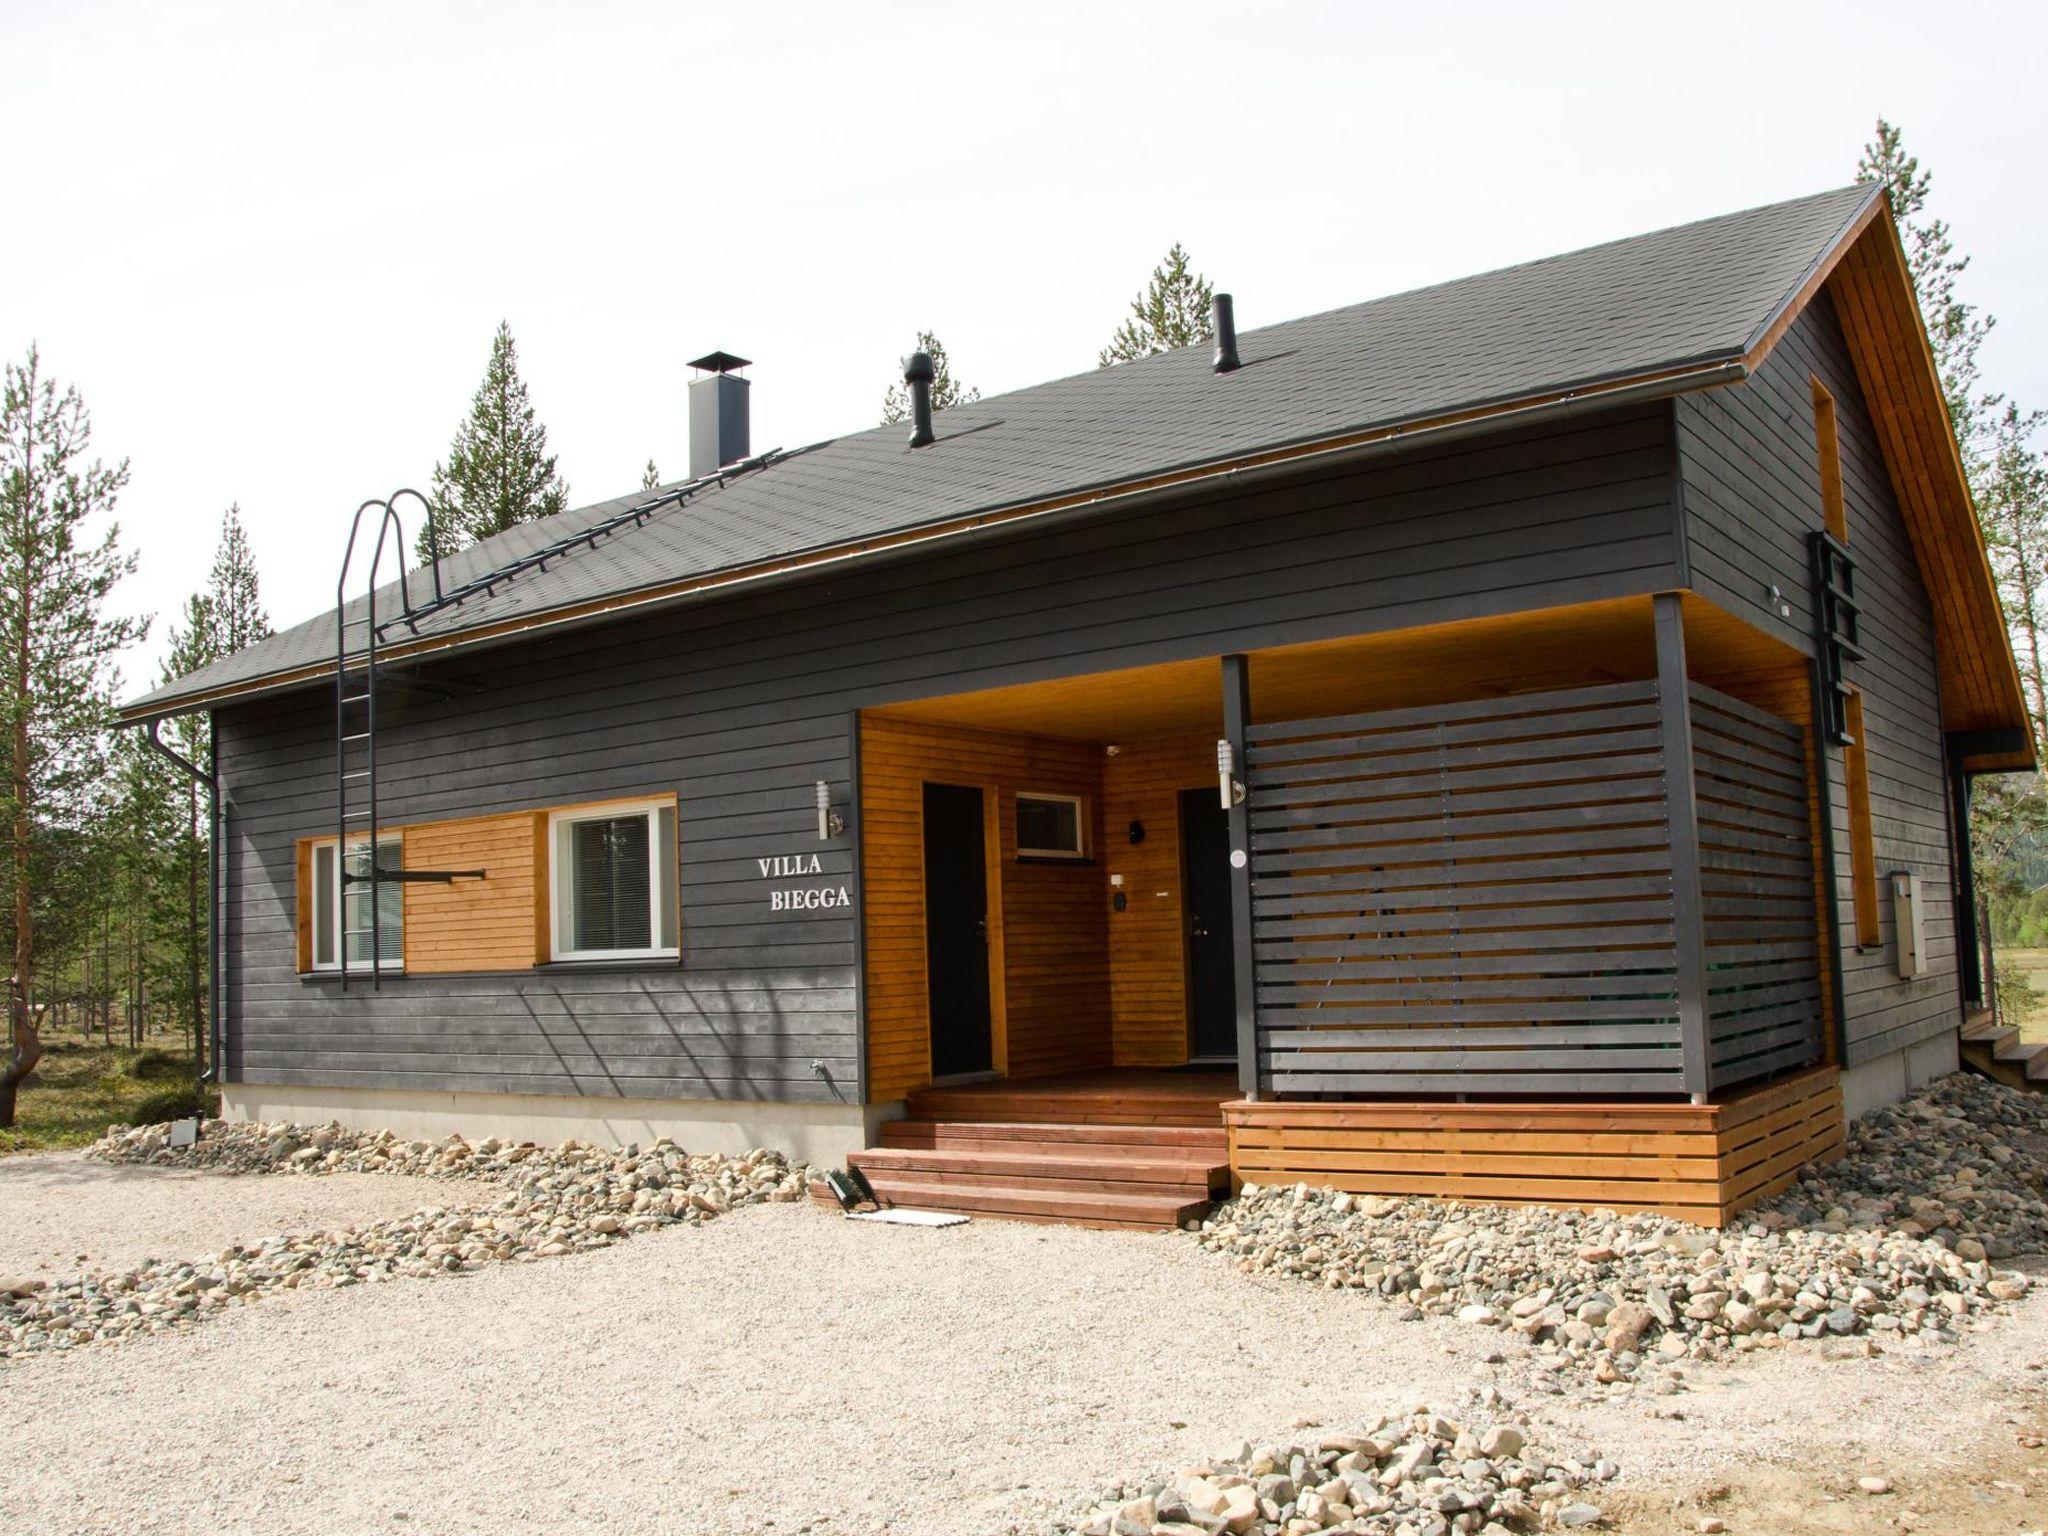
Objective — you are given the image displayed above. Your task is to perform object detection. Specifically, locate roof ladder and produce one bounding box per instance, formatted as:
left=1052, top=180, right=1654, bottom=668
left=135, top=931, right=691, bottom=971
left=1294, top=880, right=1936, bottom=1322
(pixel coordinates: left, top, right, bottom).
left=333, top=492, right=483, bottom=993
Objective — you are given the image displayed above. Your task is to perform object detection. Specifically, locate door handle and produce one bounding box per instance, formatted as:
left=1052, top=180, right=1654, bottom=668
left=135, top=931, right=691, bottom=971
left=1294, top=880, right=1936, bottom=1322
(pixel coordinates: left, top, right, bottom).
left=1191, top=917, right=1209, bottom=938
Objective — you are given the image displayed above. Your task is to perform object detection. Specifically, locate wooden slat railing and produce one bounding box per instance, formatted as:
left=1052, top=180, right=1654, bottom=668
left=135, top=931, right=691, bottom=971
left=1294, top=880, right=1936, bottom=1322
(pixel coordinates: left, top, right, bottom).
left=1246, top=681, right=1684, bottom=1096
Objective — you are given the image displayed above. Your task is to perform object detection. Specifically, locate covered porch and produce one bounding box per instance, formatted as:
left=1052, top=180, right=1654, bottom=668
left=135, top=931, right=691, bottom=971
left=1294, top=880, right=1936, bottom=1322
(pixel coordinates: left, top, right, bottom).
left=851, top=592, right=1848, bottom=1224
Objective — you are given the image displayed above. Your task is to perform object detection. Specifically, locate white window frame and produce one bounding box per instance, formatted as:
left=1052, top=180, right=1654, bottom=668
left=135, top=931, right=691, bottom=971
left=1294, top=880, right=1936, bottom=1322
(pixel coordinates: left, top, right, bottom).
left=309, top=832, right=404, bottom=973
left=548, top=799, right=680, bottom=963
left=1015, top=791, right=1088, bottom=861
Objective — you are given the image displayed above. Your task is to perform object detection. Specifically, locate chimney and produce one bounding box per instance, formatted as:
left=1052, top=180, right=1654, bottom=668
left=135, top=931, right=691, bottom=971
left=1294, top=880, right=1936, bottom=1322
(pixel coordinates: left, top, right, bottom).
left=903, top=351, right=936, bottom=448
left=687, top=351, right=751, bottom=478
left=1211, top=294, right=1239, bottom=374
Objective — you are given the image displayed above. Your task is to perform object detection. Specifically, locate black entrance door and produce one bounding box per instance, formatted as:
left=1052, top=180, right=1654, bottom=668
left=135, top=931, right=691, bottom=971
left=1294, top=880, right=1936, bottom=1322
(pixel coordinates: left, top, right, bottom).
left=1179, top=788, right=1238, bottom=1061
left=923, top=783, right=993, bottom=1077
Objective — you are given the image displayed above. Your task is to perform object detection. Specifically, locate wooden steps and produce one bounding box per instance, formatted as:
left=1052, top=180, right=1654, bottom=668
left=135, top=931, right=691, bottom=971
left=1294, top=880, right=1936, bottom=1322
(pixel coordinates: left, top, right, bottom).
left=842, top=1121, right=1229, bottom=1230
left=823, top=1070, right=1234, bottom=1230
left=1962, top=1010, right=2048, bottom=1090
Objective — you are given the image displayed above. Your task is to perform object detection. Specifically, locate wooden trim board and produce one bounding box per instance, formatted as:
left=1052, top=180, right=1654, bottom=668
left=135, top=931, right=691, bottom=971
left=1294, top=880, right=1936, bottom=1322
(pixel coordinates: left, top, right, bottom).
left=1223, top=1063, right=1843, bottom=1225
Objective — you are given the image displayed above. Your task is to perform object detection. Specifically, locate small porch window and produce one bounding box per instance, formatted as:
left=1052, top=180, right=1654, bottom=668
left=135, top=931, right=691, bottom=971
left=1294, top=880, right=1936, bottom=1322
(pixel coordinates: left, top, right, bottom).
left=1015, top=792, right=1086, bottom=860
left=310, top=834, right=403, bottom=972
left=549, top=800, right=679, bottom=961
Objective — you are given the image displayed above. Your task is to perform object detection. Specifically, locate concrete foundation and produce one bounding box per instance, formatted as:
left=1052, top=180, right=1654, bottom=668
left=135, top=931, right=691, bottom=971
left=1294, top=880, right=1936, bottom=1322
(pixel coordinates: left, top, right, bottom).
left=218, top=1083, right=903, bottom=1166
left=1840, top=1027, right=1961, bottom=1123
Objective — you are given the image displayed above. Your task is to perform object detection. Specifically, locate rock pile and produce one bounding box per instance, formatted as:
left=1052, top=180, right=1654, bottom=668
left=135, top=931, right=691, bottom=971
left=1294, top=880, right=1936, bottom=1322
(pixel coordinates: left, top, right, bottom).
left=1198, top=1073, right=2043, bottom=1394
left=1057, top=1401, right=1612, bottom=1536
left=0, top=1119, right=807, bottom=1359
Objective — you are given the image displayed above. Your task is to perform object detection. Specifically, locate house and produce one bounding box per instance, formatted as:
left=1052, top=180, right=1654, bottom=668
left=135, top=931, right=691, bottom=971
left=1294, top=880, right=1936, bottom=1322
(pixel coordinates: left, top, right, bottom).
left=126, top=182, right=2032, bottom=1229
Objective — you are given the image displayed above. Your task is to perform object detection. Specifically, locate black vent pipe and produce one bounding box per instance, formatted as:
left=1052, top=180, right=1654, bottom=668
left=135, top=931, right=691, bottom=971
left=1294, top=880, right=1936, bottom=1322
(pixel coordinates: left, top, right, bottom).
left=1212, top=294, right=1240, bottom=373
left=904, top=351, right=936, bottom=448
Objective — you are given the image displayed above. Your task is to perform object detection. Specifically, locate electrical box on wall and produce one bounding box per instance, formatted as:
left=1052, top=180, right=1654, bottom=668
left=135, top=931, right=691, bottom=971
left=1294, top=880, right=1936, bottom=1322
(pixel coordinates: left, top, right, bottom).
left=1891, top=871, right=1923, bottom=979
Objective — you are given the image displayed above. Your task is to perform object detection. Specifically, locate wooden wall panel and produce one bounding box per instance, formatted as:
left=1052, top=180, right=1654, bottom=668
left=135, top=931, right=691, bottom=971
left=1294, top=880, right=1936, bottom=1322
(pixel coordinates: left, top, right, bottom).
left=401, top=812, right=544, bottom=975
left=860, top=716, right=1110, bottom=1100
left=1103, top=732, right=1214, bottom=1067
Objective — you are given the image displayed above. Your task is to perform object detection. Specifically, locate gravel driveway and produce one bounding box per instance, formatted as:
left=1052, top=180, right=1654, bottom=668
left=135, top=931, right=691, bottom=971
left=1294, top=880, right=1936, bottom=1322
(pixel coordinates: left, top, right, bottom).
left=0, top=1152, right=493, bottom=1280
left=7, top=1198, right=2048, bottom=1536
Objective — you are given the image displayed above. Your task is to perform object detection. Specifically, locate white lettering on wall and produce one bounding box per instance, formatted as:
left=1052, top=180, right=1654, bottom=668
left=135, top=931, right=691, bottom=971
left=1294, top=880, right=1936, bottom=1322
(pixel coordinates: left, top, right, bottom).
left=757, top=847, right=844, bottom=914
left=769, top=886, right=850, bottom=912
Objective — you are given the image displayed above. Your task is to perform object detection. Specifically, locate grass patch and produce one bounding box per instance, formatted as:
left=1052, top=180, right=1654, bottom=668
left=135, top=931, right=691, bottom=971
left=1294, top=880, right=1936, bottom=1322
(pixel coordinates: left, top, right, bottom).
left=0, top=1036, right=209, bottom=1155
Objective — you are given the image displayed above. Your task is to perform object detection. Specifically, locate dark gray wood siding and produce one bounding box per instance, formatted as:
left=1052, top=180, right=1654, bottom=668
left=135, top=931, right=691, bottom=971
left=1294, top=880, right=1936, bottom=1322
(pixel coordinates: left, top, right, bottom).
left=219, top=403, right=1685, bottom=1104
left=1676, top=292, right=1958, bottom=1071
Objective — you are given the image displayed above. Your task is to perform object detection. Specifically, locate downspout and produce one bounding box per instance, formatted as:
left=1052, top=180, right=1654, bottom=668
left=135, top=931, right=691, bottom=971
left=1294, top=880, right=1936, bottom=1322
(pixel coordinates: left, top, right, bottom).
left=140, top=720, right=221, bottom=1084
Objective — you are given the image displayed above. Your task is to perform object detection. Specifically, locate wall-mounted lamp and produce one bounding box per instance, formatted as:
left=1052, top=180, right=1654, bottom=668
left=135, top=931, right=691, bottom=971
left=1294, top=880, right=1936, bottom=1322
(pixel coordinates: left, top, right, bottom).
left=1216, top=739, right=1246, bottom=809
left=815, top=779, right=845, bottom=841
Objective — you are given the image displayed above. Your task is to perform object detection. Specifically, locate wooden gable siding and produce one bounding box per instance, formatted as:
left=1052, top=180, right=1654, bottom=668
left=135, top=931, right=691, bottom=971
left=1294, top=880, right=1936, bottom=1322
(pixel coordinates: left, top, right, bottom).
left=1676, top=293, right=1958, bottom=1072
left=859, top=715, right=1108, bottom=1101
left=216, top=403, right=1682, bottom=1105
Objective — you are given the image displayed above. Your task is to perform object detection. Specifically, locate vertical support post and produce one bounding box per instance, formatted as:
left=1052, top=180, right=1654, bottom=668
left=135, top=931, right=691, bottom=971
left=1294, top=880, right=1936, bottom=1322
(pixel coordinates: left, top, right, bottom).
left=1652, top=594, right=1711, bottom=1103
left=1220, top=654, right=1260, bottom=1099
left=1949, top=754, right=1984, bottom=1012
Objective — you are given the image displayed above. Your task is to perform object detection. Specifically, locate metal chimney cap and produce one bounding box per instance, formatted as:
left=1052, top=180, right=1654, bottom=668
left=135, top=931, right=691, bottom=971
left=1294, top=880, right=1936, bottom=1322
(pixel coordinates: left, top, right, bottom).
left=688, top=350, right=751, bottom=375
left=903, top=351, right=936, bottom=385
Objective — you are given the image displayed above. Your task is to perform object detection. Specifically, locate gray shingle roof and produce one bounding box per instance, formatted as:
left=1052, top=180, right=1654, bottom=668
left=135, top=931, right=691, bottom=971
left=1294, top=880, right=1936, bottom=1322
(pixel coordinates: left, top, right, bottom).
left=126, top=182, right=1880, bottom=718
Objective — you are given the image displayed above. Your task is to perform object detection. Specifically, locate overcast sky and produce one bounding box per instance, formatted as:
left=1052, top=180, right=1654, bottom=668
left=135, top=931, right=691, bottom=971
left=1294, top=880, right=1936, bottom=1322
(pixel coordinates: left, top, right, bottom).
left=7, top=1, right=2046, bottom=687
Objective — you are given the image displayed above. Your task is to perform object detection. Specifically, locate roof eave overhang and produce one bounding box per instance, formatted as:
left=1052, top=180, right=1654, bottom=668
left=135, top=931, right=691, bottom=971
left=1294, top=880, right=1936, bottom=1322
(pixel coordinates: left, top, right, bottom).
left=120, top=349, right=1757, bottom=726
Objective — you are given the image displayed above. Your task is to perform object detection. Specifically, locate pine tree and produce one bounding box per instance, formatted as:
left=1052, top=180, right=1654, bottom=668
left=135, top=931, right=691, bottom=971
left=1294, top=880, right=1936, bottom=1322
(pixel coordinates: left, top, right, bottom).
left=417, top=321, right=569, bottom=562
left=1858, top=119, right=2000, bottom=462
left=0, top=347, right=146, bottom=1125
left=881, top=332, right=981, bottom=424
left=641, top=459, right=661, bottom=491
left=1098, top=244, right=1215, bottom=367
left=1981, top=404, right=2048, bottom=752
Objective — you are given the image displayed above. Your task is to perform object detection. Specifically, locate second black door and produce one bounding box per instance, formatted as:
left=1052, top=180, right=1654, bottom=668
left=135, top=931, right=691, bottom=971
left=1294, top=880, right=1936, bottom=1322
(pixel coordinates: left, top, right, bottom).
left=1179, top=788, right=1238, bottom=1061
left=923, top=782, right=993, bottom=1077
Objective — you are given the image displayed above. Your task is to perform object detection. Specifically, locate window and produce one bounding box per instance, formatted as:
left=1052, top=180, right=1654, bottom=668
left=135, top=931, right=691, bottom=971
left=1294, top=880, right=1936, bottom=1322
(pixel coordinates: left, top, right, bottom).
left=1015, top=792, right=1086, bottom=860
left=1812, top=378, right=1847, bottom=544
left=549, top=800, right=679, bottom=961
left=310, top=834, right=403, bottom=971
left=1843, top=691, right=1881, bottom=949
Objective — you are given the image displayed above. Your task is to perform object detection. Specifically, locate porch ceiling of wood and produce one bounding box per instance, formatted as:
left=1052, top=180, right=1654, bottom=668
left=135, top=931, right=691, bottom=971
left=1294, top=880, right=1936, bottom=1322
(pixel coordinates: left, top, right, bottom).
left=863, top=594, right=1804, bottom=743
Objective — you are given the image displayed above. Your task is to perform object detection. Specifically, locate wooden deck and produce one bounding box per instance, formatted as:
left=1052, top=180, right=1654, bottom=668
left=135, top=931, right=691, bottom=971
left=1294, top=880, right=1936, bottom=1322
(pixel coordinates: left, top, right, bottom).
left=1225, top=1063, right=1844, bottom=1225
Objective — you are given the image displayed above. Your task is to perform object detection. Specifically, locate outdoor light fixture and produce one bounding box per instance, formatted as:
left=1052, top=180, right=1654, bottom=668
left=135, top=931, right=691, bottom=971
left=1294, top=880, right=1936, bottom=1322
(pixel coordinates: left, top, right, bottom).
left=815, top=779, right=845, bottom=841
left=1216, top=739, right=1245, bottom=808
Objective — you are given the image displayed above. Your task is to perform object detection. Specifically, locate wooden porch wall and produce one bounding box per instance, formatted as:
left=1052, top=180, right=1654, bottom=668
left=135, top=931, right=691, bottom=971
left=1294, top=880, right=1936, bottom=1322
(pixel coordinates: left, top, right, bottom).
left=1224, top=1062, right=1844, bottom=1225
left=859, top=716, right=1109, bottom=1101
left=1102, top=732, right=1216, bottom=1066
left=1246, top=680, right=1688, bottom=1095
left=1690, top=686, right=1827, bottom=1087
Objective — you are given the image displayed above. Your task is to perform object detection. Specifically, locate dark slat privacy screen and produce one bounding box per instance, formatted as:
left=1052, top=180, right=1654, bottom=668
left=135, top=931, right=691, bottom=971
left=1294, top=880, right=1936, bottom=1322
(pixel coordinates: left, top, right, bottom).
left=572, top=815, right=651, bottom=951
left=1243, top=679, right=1822, bottom=1098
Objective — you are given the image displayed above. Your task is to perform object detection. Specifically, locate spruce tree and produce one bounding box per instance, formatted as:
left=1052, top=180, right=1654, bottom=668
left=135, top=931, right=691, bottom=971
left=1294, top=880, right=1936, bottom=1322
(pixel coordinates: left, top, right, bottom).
left=881, top=332, right=981, bottom=424
left=417, top=321, right=569, bottom=562
left=0, top=347, right=145, bottom=1124
left=1098, top=244, right=1215, bottom=366
left=642, top=459, right=661, bottom=491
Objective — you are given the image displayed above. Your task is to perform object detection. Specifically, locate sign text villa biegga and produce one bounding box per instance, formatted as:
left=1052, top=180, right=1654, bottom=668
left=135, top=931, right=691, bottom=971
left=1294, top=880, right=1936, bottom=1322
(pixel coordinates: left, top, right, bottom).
left=757, top=853, right=850, bottom=912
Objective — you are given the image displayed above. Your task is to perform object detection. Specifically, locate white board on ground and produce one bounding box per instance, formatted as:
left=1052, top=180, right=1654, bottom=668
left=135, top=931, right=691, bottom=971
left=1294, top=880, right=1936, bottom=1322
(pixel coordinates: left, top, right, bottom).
left=845, top=1209, right=968, bottom=1228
